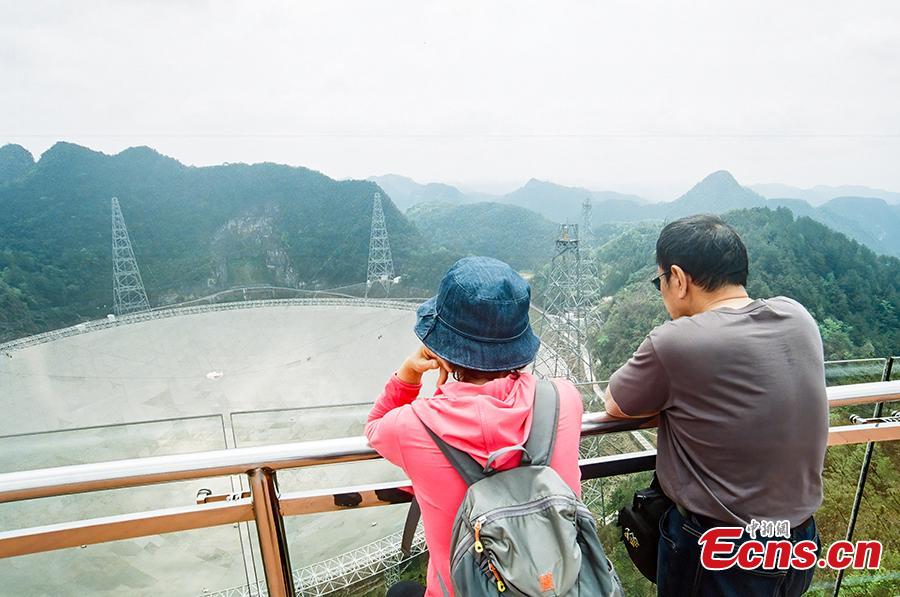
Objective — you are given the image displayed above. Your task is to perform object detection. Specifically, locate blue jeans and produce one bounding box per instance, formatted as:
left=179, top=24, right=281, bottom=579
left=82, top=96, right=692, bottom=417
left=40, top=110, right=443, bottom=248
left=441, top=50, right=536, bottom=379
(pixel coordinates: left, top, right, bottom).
left=657, top=506, right=820, bottom=597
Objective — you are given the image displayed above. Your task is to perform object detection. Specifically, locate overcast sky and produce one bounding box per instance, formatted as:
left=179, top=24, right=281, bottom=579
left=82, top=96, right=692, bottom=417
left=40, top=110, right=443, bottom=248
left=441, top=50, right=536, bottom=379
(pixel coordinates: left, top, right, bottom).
left=2, top=1, right=898, bottom=199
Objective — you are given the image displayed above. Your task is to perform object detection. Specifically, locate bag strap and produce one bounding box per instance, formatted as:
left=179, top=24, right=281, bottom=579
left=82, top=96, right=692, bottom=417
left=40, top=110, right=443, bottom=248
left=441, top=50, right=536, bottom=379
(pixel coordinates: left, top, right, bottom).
left=401, top=379, right=561, bottom=555
left=483, top=444, right=530, bottom=474
left=400, top=496, right=421, bottom=556
left=523, top=379, right=560, bottom=467
left=400, top=417, right=487, bottom=555
left=418, top=420, right=487, bottom=486
left=413, top=378, right=561, bottom=485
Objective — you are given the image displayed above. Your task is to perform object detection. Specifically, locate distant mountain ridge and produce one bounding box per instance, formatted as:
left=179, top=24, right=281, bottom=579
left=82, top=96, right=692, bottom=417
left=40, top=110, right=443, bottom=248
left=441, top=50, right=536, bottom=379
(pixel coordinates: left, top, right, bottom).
left=665, top=170, right=766, bottom=216
left=499, top=178, right=649, bottom=223
left=3, top=140, right=898, bottom=342
left=367, top=174, right=472, bottom=211
left=752, top=183, right=900, bottom=206
left=378, top=168, right=900, bottom=258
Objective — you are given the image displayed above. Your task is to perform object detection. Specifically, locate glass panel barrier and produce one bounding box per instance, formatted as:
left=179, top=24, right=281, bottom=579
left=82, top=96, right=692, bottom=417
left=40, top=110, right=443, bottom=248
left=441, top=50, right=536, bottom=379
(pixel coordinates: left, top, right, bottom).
left=0, top=416, right=255, bottom=596
left=806, top=439, right=900, bottom=595
left=586, top=470, right=656, bottom=597
left=229, top=405, right=410, bottom=596
left=823, top=359, right=888, bottom=429
left=824, top=358, right=887, bottom=387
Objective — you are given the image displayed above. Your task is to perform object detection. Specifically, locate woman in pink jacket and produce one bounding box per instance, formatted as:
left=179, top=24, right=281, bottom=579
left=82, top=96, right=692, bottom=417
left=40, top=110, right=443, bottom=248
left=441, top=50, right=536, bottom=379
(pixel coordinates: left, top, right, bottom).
left=366, top=256, right=584, bottom=597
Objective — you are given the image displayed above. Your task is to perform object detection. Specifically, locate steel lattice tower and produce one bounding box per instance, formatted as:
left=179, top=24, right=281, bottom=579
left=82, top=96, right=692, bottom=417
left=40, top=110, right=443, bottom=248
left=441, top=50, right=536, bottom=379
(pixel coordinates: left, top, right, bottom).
left=532, top=223, right=600, bottom=383
left=532, top=224, right=607, bottom=508
left=581, top=196, right=595, bottom=250
left=111, top=197, right=151, bottom=315
left=366, top=192, right=395, bottom=297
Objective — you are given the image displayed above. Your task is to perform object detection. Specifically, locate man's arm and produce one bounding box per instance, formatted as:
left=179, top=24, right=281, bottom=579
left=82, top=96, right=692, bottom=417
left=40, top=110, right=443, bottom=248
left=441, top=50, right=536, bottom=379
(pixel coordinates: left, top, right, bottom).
left=604, top=385, right=659, bottom=419
left=604, top=335, right=671, bottom=418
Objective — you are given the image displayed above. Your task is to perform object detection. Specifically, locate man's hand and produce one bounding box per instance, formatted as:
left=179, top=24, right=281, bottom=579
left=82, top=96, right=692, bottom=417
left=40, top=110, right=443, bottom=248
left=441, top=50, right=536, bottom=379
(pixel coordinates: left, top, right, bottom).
left=397, top=345, right=450, bottom=386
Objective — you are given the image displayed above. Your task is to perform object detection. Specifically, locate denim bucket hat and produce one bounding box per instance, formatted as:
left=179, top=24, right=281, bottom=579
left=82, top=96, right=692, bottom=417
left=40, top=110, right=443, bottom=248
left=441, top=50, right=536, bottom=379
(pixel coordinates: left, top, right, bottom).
left=414, top=256, right=541, bottom=372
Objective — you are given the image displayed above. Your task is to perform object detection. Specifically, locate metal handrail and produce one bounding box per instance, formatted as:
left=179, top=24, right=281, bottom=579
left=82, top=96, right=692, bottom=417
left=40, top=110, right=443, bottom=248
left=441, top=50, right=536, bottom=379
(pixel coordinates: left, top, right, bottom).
left=1, top=379, right=899, bottom=597
left=0, top=380, right=898, bottom=503
left=0, top=297, right=418, bottom=352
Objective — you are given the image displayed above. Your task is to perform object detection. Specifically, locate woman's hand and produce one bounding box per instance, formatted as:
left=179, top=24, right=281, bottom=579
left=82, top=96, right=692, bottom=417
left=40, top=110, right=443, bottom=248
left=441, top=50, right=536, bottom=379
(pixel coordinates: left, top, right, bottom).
left=397, top=345, right=450, bottom=386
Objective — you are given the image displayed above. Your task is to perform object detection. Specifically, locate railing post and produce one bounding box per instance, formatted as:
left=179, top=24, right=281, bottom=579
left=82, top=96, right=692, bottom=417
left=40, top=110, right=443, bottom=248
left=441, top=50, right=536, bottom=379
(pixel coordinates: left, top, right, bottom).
left=249, top=468, right=295, bottom=597
left=832, top=356, right=894, bottom=597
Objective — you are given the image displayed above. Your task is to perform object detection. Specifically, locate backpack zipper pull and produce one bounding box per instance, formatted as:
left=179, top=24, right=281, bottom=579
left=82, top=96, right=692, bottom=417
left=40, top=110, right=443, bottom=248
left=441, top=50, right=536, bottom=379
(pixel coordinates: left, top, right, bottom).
left=473, top=518, right=484, bottom=554
left=488, top=561, right=506, bottom=593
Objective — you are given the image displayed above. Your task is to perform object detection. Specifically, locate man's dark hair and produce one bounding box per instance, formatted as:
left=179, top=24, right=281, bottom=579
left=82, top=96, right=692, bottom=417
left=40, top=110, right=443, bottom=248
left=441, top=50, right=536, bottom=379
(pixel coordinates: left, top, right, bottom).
left=656, top=214, right=748, bottom=291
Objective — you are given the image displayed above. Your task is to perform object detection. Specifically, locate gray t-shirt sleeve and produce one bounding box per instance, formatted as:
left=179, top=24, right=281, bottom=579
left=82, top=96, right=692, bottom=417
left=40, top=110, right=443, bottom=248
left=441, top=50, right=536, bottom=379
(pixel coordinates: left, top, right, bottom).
left=608, top=335, right=670, bottom=416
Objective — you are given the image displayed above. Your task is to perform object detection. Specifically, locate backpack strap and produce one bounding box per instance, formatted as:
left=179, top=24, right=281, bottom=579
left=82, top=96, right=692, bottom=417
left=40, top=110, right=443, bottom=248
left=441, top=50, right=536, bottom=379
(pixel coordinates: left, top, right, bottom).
left=400, top=496, right=421, bottom=556
left=483, top=444, right=530, bottom=474
left=401, top=380, right=560, bottom=555
left=402, top=412, right=489, bottom=554
left=416, top=418, right=488, bottom=487
left=523, top=379, right=560, bottom=467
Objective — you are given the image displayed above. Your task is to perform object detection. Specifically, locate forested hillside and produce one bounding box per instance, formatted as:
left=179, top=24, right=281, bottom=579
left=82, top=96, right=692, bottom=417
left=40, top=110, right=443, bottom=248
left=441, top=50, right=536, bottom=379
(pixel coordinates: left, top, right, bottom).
left=590, top=208, right=900, bottom=377
left=406, top=202, right=559, bottom=271
left=0, top=143, right=451, bottom=341
left=3, top=142, right=898, bottom=359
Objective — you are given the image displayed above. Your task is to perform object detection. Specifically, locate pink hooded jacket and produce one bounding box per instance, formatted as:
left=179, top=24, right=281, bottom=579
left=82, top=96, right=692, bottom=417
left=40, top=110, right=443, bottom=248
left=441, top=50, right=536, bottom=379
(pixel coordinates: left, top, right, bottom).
left=365, top=371, right=584, bottom=597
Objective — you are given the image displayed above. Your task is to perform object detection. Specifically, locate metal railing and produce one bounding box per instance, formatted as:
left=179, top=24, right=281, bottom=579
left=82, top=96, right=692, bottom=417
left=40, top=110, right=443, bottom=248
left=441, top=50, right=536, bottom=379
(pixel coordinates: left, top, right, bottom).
left=0, top=297, right=419, bottom=353
left=1, top=380, right=899, bottom=597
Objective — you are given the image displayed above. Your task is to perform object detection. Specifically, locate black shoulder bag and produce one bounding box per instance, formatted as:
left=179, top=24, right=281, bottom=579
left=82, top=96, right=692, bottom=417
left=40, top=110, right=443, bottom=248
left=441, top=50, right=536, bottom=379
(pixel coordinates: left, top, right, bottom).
left=616, top=474, right=673, bottom=583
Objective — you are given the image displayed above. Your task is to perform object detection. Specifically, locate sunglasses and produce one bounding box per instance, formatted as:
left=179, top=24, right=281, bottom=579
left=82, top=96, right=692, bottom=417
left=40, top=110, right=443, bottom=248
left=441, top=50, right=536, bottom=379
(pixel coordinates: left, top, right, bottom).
left=650, top=270, right=670, bottom=291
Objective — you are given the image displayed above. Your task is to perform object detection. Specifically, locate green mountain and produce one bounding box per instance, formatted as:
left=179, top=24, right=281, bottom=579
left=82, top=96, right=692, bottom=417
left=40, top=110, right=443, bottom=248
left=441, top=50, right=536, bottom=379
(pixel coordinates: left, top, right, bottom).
left=375, top=170, right=900, bottom=258
left=406, top=200, right=637, bottom=273
left=818, top=197, right=900, bottom=257
left=0, top=144, right=35, bottom=184
left=367, top=174, right=474, bottom=211
left=370, top=170, right=900, bottom=256
left=591, top=207, right=900, bottom=378
left=4, top=142, right=899, bottom=349
left=407, top=201, right=559, bottom=271
left=763, top=196, right=900, bottom=258
left=0, top=142, right=446, bottom=342
left=506, top=172, right=900, bottom=258
left=664, top=170, right=767, bottom=217
left=500, top=179, right=650, bottom=223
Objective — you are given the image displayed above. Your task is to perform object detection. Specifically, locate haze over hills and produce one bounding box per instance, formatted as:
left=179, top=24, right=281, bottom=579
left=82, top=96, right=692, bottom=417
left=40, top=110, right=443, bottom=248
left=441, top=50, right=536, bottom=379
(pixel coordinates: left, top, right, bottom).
left=368, top=173, right=651, bottom=222
left=499, top=179, right=649, bottom=223
left=752, top=183, right=900, bottom=206
left=375, top=168, right=900, bottom=258
left=367, top=174, right=472, bottom=211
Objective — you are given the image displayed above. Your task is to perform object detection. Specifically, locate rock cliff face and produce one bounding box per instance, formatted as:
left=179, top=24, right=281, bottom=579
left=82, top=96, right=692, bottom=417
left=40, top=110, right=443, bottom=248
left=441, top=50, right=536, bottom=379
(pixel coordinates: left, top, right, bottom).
left=210, top=209, right=298, bottom=289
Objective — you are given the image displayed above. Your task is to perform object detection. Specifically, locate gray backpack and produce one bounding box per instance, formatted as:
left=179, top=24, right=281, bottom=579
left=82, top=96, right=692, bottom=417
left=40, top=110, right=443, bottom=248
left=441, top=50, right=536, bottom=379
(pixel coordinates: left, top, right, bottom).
left=415, top=380, right=621, bottom=597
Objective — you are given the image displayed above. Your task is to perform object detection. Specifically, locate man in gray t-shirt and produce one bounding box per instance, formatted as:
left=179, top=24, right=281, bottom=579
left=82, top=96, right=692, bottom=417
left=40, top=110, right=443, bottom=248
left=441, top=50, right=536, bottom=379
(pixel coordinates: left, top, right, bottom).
left=606, top=215, right=828, bottom=596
